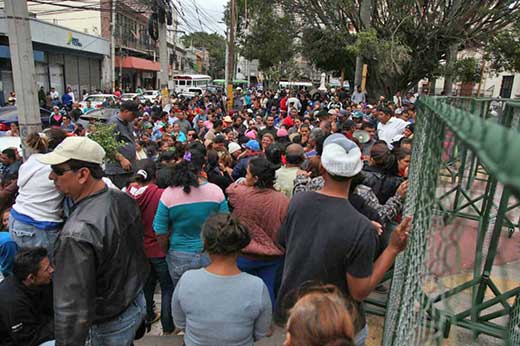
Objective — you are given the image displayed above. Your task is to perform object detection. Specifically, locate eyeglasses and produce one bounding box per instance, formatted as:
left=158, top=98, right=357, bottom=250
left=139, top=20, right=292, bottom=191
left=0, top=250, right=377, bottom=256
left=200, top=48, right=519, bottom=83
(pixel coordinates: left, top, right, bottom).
left=51, top=165, right=73, bottom=176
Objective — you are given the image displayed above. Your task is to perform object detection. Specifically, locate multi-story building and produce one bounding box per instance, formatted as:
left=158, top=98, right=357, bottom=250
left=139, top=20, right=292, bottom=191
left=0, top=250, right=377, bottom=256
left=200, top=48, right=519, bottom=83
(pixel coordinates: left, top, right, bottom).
left=0, top=8, right=110, bottom=102
left=35, top=0, right=162, bottom=92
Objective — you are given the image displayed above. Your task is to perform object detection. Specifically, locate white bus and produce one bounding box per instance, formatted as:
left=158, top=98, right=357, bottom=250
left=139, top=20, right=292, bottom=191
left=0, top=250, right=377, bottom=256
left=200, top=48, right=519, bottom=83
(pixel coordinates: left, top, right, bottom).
left=173, top=74, right=211, bottom=96
left=279, top=81, right=314, bottom=90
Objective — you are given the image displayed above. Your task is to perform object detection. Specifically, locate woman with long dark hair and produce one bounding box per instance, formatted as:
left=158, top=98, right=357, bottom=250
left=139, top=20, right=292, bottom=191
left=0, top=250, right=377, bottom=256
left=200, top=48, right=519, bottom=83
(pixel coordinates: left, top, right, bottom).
left=205, top=149, right=233, bottom=194
left=126, top=162, right=174, bottom=334
left=226, top=157, right=289, bottom=305
left=153, top=148, right=229, bottom=289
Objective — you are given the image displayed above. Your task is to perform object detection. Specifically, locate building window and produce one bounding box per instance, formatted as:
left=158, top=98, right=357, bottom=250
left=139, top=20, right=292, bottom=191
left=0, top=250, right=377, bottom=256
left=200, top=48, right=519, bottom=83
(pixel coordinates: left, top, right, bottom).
left=499, top=75, right=514, bottom=98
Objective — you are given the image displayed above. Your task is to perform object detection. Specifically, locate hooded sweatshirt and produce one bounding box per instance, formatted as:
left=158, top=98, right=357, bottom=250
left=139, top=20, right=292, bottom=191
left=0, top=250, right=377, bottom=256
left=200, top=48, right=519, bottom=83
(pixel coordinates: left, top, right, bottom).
left=126, top=182, right=165, bottom=258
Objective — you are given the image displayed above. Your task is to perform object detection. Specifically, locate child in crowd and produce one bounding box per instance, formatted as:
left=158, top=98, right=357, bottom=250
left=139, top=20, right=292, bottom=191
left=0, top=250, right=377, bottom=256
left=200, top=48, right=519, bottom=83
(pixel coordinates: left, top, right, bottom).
left=285, top=285, right=355, bottom=346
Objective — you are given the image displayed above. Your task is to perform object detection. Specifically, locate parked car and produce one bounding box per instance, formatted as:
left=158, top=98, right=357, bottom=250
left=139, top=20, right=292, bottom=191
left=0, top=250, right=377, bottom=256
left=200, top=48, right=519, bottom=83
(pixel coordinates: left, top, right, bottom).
left=120, top=93, right=146, bottom=104
left=207, top=85, right=224, bottom=94
left=79, top=94, right=117, bottom=109
left=141, top=90, right=160, bottom=102
left=0, top=106, right=52, bottom=126
left=76, top=107, right=120, bottom=129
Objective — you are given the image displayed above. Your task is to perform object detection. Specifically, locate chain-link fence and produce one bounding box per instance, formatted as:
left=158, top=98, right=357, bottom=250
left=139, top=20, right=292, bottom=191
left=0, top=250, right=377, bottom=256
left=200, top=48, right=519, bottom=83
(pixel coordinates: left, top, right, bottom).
left=380, top=97, right=520, bottom=346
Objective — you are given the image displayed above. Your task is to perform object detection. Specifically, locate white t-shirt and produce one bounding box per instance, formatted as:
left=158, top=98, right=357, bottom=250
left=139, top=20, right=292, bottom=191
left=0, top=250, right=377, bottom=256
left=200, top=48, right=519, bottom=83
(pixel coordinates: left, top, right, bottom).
left=377, top=117, right=408, bottom=146
left=352, top=91, right=366, bottom=104
left=287, top=97, right=301, bottom=111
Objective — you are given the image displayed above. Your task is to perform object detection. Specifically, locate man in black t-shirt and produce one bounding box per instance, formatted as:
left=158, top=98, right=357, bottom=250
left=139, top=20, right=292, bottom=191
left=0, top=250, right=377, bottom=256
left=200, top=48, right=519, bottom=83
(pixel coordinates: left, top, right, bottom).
left=275, top=134, right=411, bottom=346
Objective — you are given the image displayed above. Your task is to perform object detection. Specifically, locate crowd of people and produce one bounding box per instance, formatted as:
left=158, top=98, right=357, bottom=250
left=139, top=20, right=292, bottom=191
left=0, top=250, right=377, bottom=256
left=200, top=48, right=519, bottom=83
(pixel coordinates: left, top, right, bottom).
left=0, top=84, right=416, bottom=346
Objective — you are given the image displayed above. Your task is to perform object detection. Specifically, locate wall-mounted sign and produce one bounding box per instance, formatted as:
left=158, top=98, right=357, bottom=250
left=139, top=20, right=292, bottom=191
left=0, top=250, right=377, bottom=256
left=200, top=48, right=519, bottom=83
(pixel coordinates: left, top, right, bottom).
left=67, top=32, right=83, bottom=47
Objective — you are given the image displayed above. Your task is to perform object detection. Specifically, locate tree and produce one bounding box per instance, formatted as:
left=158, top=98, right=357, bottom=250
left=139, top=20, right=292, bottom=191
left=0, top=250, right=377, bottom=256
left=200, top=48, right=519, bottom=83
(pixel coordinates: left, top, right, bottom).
left=233, top=0, right=296, bottom=73
left=279, top=0, right=520, bottom=98
left=300, top=27, right=356, bottom=84
left=484, top=22, right=520, bottom=73
left=180, top=32, right=226, bottom=79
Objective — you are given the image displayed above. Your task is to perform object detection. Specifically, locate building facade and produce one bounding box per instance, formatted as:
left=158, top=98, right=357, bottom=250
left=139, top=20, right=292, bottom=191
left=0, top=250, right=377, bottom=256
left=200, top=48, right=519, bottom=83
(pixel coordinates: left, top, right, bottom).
left=0, top=11, right=110, bottom=102
left=418, top=49, right=520, bottom=99
left=33, top=0, right=162, bottom=92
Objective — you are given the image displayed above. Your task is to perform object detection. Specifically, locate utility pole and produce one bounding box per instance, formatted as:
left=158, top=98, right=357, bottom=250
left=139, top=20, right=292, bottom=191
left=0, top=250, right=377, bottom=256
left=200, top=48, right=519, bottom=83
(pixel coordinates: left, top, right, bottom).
left=354, top=0, right=373, bottom=90
left=158, top=17, right=169, bottom=107
left=224, top=28, right=229, bottom=88
left=111, top=0, right=117, bottom=92
left=226, top=0, right=236, bottom=114
left=4, top=0, right=41, bottom=157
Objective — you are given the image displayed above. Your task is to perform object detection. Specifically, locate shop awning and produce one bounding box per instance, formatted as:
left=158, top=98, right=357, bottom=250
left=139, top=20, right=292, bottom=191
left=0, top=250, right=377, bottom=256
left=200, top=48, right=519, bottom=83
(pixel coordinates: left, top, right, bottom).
left=115, top=56, right=160, bottom=71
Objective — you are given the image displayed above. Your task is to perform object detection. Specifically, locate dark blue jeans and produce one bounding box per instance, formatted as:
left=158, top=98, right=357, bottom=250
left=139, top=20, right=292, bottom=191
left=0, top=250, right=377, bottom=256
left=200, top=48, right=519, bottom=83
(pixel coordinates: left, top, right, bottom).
left=86, top=292, right=146, bottom=346
left=143, top=257, right=174, bottom=333
left=237, top=256, right=283, bottom=306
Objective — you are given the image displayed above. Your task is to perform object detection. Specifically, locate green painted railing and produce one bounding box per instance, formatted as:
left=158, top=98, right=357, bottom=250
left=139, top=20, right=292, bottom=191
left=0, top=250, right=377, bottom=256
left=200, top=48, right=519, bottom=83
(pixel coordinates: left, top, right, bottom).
left=378, top=97, right=520, bottom=346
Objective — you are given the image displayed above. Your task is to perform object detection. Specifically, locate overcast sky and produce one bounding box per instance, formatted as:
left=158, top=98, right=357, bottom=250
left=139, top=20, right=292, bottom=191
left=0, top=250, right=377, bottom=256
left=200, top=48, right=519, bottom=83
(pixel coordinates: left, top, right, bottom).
left=178, top=0, right=227, bottom=35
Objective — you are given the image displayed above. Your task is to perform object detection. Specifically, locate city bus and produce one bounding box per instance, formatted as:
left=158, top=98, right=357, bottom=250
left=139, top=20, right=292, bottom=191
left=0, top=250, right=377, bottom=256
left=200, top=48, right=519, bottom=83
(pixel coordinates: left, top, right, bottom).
left=213, top=79, right=249, bottom=88
left=172, top=74, right=211, bottom=95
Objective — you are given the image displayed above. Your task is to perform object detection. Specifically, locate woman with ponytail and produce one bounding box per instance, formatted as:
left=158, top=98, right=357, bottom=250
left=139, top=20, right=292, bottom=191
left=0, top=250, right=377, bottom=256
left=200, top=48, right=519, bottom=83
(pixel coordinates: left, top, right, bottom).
left=153, top=148, right=229, bottom=290
left=126, top=162, right=174, bottom=334
left=171, top=214, right=272, bottom=346
left=226, top=156, right=289, bottom=305
left=9, top=131, right=66, bottom=260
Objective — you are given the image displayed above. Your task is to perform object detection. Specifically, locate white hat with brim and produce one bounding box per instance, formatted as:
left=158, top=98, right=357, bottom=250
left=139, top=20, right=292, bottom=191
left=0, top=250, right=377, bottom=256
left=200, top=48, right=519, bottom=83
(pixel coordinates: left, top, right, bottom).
left=38, top=136, right=106, bottom=165
left=321, top=134, right=363, bottom=177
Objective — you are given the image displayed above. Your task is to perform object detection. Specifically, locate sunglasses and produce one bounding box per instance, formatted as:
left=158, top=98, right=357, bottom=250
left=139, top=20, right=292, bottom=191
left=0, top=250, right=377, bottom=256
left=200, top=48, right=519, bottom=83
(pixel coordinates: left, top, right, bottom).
left=51, top=165, right=73, bottom=176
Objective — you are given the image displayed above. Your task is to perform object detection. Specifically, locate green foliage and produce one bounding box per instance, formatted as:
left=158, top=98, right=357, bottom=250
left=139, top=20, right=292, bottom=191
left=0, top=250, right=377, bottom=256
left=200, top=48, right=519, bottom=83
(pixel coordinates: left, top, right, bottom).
left=180, top=32, right=226, bottom=78
left=484, top=23, right=520, bottom=73
left=300, top=27, right=355, bottom=77
left=438, top=57, right=481, bottom=84
left=347, top=28, right=412, bottom=76
left=88, top=123, right=124, bottom=162
left=454, top=58, right=481, bottom=84
left=278, top=0, right=520, bottom=96
left=238, top=9, right=295, bottom=70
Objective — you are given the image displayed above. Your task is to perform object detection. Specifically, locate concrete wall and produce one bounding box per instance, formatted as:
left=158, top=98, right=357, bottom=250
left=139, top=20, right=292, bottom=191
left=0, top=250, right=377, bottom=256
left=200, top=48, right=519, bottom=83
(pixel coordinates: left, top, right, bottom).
left=0, top=13, right=110, bottom=56
left=37, top=10, right=101, bottom=36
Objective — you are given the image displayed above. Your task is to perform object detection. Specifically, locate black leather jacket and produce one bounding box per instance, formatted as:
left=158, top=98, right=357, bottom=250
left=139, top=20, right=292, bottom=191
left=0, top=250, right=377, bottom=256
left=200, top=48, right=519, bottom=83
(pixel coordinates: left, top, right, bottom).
left=361, top=167, right=404, bottom=204
left=53, top=187, right=149, bottom=346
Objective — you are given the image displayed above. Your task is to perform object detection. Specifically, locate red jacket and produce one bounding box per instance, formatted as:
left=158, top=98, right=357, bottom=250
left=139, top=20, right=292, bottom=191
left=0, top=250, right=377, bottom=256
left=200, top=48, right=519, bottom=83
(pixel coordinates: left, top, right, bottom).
left=126, top=183, right=165, bottom=258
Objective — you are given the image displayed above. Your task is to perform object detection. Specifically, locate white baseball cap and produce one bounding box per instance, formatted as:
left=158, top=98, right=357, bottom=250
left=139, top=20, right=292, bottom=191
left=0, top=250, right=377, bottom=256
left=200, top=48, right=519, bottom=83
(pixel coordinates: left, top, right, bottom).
left=321, top=134, right=363, bottom=177
left=38, top=136, right=106, bottom=165
left=228, top=142, right=241, bottom=155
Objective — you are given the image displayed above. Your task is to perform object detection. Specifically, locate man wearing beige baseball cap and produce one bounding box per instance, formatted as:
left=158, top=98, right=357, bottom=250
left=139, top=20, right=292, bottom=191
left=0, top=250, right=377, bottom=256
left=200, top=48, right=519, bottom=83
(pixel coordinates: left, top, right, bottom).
left=37, top=136, right=149, bottom=346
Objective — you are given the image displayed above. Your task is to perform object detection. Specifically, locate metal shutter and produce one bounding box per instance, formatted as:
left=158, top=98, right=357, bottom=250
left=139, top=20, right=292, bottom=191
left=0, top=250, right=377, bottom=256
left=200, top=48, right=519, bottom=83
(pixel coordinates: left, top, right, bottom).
left=78, top=56, right=90, bottom=97
left=89, top=58, right=101, bottom=92
left=64, top=55, right=79, bottom=100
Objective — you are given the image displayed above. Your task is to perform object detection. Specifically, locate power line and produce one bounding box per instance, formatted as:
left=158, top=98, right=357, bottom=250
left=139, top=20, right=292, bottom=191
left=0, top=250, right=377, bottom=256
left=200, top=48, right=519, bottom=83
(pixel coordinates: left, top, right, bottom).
left=26, top=0, right=149, bottom=14
left=179, top=0, right=223, bottom=34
